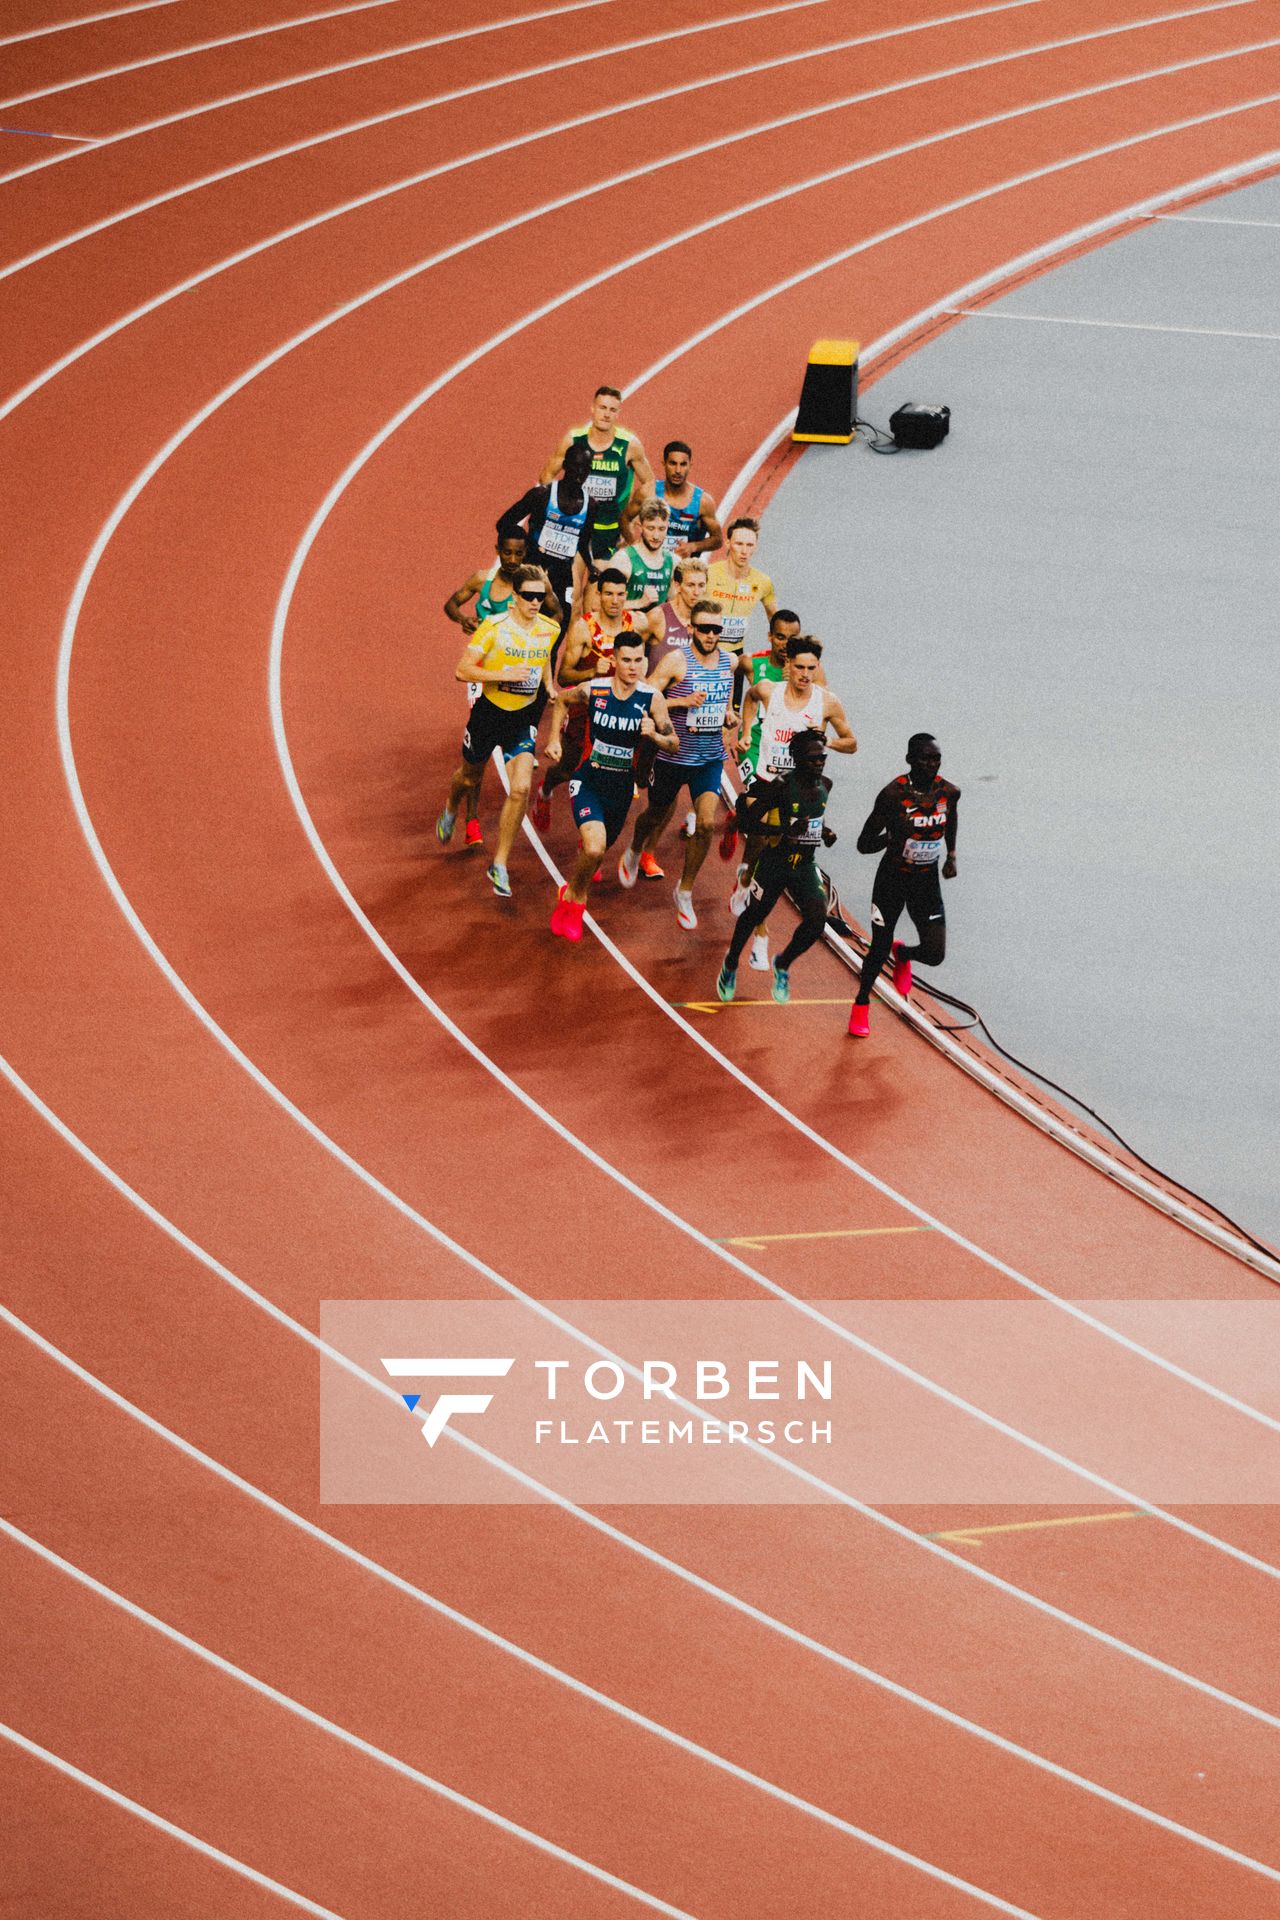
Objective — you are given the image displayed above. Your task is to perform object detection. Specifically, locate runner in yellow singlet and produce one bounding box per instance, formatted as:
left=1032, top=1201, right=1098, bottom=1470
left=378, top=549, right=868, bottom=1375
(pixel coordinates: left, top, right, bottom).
left=705, top=516, right=777, bottom=659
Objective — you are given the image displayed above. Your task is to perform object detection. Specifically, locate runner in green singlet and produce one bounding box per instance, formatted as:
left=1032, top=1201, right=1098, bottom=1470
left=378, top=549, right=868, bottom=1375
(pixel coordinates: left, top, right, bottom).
left=540, top=384, right=654, bottom=560
left=608, top=500, right=675, bottom=610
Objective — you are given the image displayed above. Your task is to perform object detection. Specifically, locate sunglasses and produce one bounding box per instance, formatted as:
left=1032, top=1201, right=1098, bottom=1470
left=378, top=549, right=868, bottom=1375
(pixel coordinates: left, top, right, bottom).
left=693, top=622, right=722, bottom=635
left=515, top=588, right=544, bottom=601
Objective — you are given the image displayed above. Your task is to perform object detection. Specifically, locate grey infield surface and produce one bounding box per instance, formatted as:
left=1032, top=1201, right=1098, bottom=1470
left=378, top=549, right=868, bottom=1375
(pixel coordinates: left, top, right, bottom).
left=762, top=171, right=1280, bottom=1244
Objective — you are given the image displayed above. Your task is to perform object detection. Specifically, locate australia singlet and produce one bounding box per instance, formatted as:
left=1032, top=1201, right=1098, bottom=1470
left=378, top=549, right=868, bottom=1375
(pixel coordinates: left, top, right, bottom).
left=570, top=427, right=634, bottom=518
left=577, top=678, right=655, bottom=782
left=656, top=642, right=734, bottom=767
left=654, top=479, right=704, bottom=552
left=873, top=776, right=961, bottom=869
left=754, top=678, right=825, bottom=778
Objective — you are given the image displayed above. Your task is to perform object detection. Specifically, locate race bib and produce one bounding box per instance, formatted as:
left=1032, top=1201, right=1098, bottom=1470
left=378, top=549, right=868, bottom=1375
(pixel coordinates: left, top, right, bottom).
left=721, top=614, right=748, bottom=645
left=539, top=520, right=579, bottom=559
left=687, top=696, right=729, bottom=734
left=795, top=815, right=823, bottom=846
left=509, top=667, right=541, bottom=698
left=903, top=835, right=944, bottom=865
left=584, top=471, right=617, bottom=502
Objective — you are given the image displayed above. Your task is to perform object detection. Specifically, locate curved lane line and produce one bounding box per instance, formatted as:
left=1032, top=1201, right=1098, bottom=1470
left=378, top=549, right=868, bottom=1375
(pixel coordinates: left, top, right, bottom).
left=0, top=0, right=1045, bottom=275
left=4, top=1300, right=1279, bottom=1875
left=0, top=1721, right=349, bottom=1919
left=0, top=1, right=187, bottom=53
left=0, top=0, right=407, bottom=114
left=41, top=44, right=1280, bottom=1592
left=0, top=0, right=845, bottom=182
left=4, top=1046, right=1278, bottom=1740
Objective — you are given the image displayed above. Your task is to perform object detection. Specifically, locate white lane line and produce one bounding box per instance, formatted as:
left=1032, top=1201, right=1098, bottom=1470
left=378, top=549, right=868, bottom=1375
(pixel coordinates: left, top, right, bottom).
left=3, top=1517, right=1080, bottom=1918
left=1159, top=207, right=1280, bottom=219
left=0, top=125, right=101, bottom=141
left=37, top=31, right=1280, bottom=1591
left=946, top=303, right=1280, bottom=336
left=1, top=1521, right=710, bottom=1919
left=0, top=0, right=843, bottom=182
left=0, top=0, right=1041, bottom=290
left=0, top=1, right=426, bottom=114
left=7, top=1300, right=1280, bottom=1876
left=5, top=1047, right=1278, bottom=1744
left=0, top=0, right=185, bottom=50
left=0, top=1720, right=348, bottom=1918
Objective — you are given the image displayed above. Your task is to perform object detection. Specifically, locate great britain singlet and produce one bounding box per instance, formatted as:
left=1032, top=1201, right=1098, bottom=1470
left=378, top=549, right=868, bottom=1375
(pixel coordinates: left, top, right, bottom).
left=755, top=678, right=825, bottom=777
left=577, top=678, right=655, bottom=781
left=657, top=642, right=735, bottom=767
left=654, top=479, right=704, bottom=552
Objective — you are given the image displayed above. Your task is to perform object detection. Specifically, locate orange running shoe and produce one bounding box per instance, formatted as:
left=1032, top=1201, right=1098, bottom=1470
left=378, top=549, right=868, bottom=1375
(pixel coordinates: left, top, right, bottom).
left=639, top=851, right=665, bottom=880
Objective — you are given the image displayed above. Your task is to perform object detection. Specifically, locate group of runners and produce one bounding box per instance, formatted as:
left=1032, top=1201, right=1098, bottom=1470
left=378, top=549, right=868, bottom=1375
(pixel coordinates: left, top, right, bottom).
left=436, top=385, right=959, bottom=1035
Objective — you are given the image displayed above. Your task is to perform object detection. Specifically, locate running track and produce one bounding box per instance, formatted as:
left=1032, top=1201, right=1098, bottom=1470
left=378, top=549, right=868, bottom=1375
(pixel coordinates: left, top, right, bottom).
left=3, top=0, right=1280, bottom=1912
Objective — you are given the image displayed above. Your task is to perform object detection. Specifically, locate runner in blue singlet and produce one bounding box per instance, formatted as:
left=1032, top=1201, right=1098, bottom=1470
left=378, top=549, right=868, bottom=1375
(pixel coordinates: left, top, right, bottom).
left=618, top=597, right=736, bottom=931
left=544, top=632, right=677, bottom=941
left=652, top=440, right=723, bottom=557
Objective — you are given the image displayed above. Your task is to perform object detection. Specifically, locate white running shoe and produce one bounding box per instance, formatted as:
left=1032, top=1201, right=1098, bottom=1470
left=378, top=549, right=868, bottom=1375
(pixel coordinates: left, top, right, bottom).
left=729, top=882, right=749, bottom=917
left=673, top=886, right=697, bottom=931
left=681, top=809, right=697, bottom=838
left=617, top=847, right=641, bottom=889
left=749, top=933, right=770, bottom=971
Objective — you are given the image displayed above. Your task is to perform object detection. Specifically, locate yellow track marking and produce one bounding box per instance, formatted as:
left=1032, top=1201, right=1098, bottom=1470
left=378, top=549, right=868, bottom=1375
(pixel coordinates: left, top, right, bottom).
left=928, top=1510, right=1151, bottom=1546
left=677, top=998, right=852, bottom=1013
left=718, top=1225, right=934, bottom=1250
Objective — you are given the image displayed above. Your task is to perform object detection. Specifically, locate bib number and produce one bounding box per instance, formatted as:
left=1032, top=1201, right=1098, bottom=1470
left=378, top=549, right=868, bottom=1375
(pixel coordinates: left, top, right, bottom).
left=539, top=521, right=578, bottom=559
left=584, top=471, right=616, bottom=502
left=903, top=835, right=944, bottom=865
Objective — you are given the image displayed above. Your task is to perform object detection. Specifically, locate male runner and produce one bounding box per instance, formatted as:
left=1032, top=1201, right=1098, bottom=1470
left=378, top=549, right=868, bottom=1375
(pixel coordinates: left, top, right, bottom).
left=716, top=730, right=837, bottom=1006
left=544, top=633, right=677, bottom=941
left=706, top=517, right=777, bottom=658
left=541, top=385, right=654, bottom=561
left=607, top=499, right=675, bottom=610
left=619, top=598, right=735, bottom=929
left=435, top=565, right=557, bottom=898
left=650, top=440, right=723, bottom=556
left=530, top=566, right=638, bottom=829
left=442, top=528, right=536, bottom=848
left=722, top=606, right=806, bottom=861
left=732, top=635, right=856, bottom=969
left=497, top=440, right=600, bottom=624
left=848, top=734, right=959, bottom=1037
left=628, top=555, right=709, bottom=872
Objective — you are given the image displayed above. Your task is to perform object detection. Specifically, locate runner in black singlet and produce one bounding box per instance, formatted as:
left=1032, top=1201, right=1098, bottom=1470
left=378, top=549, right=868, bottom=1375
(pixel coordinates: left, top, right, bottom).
left=497, top=440, right=602, bottom=627
left=716, top=730, right=837, bottom=1006
left=848, top=734, right=959, bottom=1037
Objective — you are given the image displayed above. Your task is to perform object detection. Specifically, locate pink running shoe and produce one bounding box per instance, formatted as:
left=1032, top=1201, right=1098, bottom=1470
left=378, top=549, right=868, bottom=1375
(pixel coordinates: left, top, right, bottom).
left=463, top=818, right=483, bottom=848
left=891, top=941, right=912, bottom=999
left=530, top=778, right=552, bottom=832
left=718, top=823, right=739, bottom=863
left=550, top=885, right=572, bottom=938
left=847, top=1003, right=870, bottom=1038
left=562, top=898, right=585, bottom=943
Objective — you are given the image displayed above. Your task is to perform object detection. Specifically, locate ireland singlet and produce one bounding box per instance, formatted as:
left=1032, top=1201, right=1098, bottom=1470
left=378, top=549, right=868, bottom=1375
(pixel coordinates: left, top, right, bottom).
left=619, top=541, right=674, bottom=608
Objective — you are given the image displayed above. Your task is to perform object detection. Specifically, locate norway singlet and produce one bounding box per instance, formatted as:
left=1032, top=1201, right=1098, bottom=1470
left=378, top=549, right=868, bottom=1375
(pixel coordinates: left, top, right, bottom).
left=577, top=678, right=655, bottom=782
left=754, top=678, right=825, bottom=778
left=654, top=479, right=704, bottom=552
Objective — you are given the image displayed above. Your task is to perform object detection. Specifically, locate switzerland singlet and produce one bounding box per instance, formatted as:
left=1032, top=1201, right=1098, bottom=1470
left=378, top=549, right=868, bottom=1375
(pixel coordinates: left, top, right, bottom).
left=654, top=479, right=704, bottom=552
left=754, top=678, right=825, bottom=778
left=577, top=679, right=655, bottom=782
left=656, top=642, right=735, bottom=767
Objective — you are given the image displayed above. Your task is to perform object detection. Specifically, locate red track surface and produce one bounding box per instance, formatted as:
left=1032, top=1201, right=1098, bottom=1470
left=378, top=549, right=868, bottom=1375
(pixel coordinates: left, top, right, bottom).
left=3, top=0, right=1280, bottom=1912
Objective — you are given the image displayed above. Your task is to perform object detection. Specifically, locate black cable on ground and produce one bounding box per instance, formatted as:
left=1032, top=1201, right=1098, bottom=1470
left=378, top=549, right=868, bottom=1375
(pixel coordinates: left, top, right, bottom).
left=853, top=414, right=901, bottom=454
